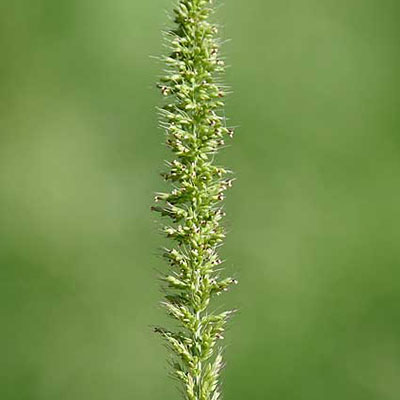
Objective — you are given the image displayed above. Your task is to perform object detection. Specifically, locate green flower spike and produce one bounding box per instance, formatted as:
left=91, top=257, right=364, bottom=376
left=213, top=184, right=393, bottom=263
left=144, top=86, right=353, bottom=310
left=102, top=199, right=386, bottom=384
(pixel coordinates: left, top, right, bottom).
left=152, top=1, right=236, bottom=399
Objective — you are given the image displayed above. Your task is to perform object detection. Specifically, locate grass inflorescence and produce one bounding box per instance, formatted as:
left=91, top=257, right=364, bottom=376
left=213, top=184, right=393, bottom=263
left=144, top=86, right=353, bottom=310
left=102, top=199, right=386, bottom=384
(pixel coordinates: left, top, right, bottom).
left=152, top=1, right=236, bottom=399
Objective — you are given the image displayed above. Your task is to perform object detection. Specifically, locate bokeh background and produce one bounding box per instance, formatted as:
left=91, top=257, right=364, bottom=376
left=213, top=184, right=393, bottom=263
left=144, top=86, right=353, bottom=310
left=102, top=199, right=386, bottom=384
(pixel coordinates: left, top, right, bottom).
left=1, top=0, right=399, bottom=399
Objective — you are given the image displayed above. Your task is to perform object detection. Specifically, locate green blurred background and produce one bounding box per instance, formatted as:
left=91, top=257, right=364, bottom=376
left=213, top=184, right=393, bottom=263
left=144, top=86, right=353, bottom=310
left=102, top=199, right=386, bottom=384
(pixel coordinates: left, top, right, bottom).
left=1, top=0, right=399, bottom=399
